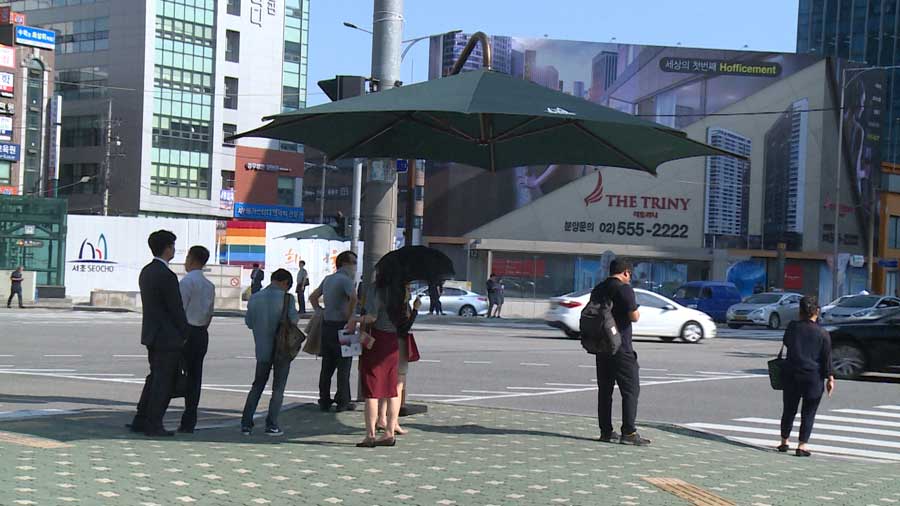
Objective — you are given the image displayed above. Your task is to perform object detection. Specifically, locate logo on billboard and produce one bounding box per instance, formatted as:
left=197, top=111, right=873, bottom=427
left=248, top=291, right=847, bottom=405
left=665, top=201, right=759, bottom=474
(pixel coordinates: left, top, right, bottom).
left=70, top=233, right=116, bottom=272
left=584, top=172, right=604, bottom=206
left=659, top=57, right=782, bottom=77
left=546, top=106, right=576, bottom=116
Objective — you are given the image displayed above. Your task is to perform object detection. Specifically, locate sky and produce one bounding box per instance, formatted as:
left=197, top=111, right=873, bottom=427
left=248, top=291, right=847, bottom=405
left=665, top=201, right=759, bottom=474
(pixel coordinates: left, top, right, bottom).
left=306, top=0, right=801, bottom=106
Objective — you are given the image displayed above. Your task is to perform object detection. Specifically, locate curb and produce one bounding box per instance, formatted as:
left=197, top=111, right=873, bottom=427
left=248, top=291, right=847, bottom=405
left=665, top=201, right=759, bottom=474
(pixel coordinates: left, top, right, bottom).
left=71, top=305, right=136, bottom=313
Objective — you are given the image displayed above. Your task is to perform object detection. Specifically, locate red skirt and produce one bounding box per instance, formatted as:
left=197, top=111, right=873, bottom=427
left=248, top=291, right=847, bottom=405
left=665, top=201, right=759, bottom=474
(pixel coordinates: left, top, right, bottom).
left=359, top=328, right=399, bottom=399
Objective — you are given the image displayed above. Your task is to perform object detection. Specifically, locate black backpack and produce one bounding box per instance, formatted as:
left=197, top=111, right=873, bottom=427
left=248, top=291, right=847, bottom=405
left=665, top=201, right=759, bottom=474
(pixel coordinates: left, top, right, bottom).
left=580, top=282, right=621, bottom=355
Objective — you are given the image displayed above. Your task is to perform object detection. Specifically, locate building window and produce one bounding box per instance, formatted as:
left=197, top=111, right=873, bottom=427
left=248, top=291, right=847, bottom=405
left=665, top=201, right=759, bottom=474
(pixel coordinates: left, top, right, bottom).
left=224, top=77, right=238, bottom=109
left=61, top=115, right=102, bottom=147
left=223, top=123, right=237, bottom=147
left=221, top=170, right=235, bottom=190
left=890, top=216, right=900, bottom=249
left=58, top=163, right=99, bottom=195
left=56, top=66, right=109, bottom=101
left=0, top=161, right=9, bottom=184
left=43, top=17, right=109, bottom=54
left=1, top=0, right=97, bottom=8
left=225, top=30, right=240, bottom=63
left=227, top=0, right=241, bottom=16
left=277, top=176, right=295, bottom=206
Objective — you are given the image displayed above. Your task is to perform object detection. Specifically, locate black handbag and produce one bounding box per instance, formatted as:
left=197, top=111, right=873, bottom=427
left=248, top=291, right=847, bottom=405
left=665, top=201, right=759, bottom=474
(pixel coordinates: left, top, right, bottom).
left=767, top=345, right=786, bottom=391
left=170, top=358, right=189, bottom=398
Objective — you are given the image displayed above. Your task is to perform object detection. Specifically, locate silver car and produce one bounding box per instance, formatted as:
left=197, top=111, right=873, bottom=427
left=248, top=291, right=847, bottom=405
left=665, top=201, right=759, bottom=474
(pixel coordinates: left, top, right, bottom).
left=414, top=287, right=489, bottom=317
left=726, top=292, right=803, bottom=330
left=821, top=295, right=900, bottom=323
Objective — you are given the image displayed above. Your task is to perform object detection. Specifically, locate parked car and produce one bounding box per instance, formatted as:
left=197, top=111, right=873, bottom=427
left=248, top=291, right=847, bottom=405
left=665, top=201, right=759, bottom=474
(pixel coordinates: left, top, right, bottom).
left=544, top=288, right=717, bottom=343
left=413, top=287, right=489, bottom=317
left=821, top=295, right=853, bottom=314
left=825, top=309, right=900, bottom=378
left=726, top=292, right=802, bottom=330
left=820, top=295, right=900, bottom=324
left=672, top=281, right=742, bottom=322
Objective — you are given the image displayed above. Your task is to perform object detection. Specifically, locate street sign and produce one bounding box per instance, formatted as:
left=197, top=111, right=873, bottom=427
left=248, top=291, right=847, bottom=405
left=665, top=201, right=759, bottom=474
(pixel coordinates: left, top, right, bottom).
left=23, top=224, right=34, bottom=235
left=16, top=239, right=43, bottom=247
left=850, top=254, right=865, bottom=268
left=396, top=159, right=409, bottom=174
left=878, top=258, right=899, bottom=269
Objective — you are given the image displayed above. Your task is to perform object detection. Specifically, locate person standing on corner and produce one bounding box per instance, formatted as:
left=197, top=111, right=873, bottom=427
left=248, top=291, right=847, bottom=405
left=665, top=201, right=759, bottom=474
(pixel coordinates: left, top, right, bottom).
left=130, top=230, right=189, bottom=437
left=241, top=269, right=299, bottom=437
left=594, top=259, right=651, bottom=446
left=177, top=245, right=216, bottom=434
left=309, top=251, right=358, bottom=412
left=777, top=295, right=835, bottom=457
left=427, top=282, right=442, bottom=316
left=296, top=260, right=309, bottom=314
left=7, top=265, right=24, bottom=309
left=486, top=273, right=499, bottom=318
left=250, top=263, right=264, bottom=294
left=493, top=277, right=505, bottom=318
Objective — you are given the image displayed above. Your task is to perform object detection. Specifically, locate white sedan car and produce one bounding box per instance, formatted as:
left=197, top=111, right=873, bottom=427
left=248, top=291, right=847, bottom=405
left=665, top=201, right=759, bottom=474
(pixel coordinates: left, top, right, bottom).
left=545, top=288, right=717, bottom=343
left=413, top=287, right=490, bottom=317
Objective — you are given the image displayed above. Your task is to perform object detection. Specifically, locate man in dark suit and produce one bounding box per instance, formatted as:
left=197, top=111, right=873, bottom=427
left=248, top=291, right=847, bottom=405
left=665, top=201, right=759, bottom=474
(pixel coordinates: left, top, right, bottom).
left=130, top=230, right=189, bottom=437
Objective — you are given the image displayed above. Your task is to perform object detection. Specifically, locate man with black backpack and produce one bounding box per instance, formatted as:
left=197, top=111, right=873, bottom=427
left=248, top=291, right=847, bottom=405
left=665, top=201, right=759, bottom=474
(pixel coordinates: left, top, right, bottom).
left=582, top=259, right=651, bottom=446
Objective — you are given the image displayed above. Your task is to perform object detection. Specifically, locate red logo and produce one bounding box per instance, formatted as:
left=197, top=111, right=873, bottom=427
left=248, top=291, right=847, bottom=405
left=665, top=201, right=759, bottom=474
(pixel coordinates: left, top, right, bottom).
left=585, top=172, right=604, bottom=206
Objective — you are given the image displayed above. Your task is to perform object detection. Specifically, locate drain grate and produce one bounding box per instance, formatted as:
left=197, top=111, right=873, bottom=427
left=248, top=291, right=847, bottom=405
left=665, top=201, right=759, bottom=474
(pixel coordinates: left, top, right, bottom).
left=643, top=477, right=735, bottom=506
left=0, top=430, right=71, bottom=449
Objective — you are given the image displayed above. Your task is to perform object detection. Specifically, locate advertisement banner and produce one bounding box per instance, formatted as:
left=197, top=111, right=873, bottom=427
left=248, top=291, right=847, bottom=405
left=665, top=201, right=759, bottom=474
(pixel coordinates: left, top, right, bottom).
left=0, top=46, right=14, bottom=69
left=0, top=72, right=13, bottom=97
left=64, top=216, right=217, bottom=297
left=15, top=25, right=55, bottom=50
left=0, top=184, right=17, bottom=195
left=234, top=202, right=304, bottom=223
left=0, top=7, right=26, bottom=25
left=264, top=222, right=363, bottom=293
left=0, top=116, right=11, bottom=140
left=0, top=141, right=19, bottom=161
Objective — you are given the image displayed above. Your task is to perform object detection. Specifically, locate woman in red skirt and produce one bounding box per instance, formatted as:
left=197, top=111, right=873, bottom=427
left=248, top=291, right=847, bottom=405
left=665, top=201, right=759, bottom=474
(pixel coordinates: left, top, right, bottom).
left=348, top=274, right=414, bottom=447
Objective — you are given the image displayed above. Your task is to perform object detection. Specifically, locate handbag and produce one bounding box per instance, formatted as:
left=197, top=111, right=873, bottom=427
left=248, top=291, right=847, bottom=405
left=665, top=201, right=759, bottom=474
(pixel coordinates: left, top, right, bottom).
left=406, top=333, right=420, bottom=362
left=170, top=357, right=189, bottom=399
left=767, top=345, right=787, bottom=391
left=275, top=293, right=306, bottom=362
left=302, top=311, right=323, bottom=355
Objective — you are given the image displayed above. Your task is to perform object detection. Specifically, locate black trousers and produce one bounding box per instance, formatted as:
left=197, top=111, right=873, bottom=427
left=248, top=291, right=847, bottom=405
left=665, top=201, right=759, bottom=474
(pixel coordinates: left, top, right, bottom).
left=781, top=379, right=823, bottom=443
left=7, top=285, right=22, bottom=307
left=296, top=288, right=306, bottom=313
left=319, top=320, right=352, bottom=408
left=133, top=347, right=181, bottom=432
left=595, top=349, right=640, bottom=436
left=180, top=325, right=209, bottom=430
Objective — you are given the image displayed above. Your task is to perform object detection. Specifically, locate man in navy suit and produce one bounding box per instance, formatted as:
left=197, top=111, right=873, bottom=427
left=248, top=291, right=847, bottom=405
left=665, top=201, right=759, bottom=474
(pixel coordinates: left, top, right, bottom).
left=129, top=230, right=189, bottom=437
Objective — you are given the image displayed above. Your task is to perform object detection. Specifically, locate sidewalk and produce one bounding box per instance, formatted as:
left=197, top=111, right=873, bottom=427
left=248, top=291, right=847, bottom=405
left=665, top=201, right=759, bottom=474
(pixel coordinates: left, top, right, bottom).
left=0, top=403, right=896, bottom=505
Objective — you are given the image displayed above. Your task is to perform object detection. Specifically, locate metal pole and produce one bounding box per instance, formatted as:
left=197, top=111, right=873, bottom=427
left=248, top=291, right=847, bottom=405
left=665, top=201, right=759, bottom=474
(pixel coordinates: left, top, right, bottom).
left=351, top=159, right=362, bottom=255
left=319, top=164, right=327, bottom=224
left=361, top=0, right=403, bottom=289
left=102, top=99, right=112, bottom=216
left=833, top=68, right=845, bottom=299
left=867, top=199, right=875, bottom=291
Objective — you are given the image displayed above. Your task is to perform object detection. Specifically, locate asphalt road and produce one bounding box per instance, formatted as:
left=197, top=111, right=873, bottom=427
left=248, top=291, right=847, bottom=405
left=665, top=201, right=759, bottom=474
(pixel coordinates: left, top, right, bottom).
left=2, top=308, right=899, bottom=461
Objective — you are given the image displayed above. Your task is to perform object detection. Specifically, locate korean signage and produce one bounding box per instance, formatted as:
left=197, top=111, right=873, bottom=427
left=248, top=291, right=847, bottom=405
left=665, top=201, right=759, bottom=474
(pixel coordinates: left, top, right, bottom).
left=0, top=184, right=16, bottom=195
left=0, top=7, right=26, bottom=26
left=219, top=188, right=234, bottom=210
left=0, top=116, right=11, bottom=140
left=0, top=45, right=13, bottom=68
left=245, top=162, right=290, bottom=172
left=234, top=202, right=304, bottom=223
left=15, top=25, right=55, bottom=50
left=0, top=101, right=14, bottom=115
left=0, top=141, right=19, bottom=161
left=250, top=0, right=277, bottom=28
left=659, top=57, right=782, bottom=77
left=0, top=72, right=13, bottom=98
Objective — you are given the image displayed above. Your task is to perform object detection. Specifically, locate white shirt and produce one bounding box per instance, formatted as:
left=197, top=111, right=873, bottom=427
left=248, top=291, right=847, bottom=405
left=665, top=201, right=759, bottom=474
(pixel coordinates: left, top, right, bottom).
left=180, top=269, right=216, bottom=327
left=154, top=257, right=170, bottom=267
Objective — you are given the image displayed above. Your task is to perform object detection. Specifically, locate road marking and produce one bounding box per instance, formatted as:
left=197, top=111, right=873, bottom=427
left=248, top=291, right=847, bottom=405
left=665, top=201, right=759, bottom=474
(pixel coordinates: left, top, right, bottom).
left=815, top=414, right=900, bottom=428
left=463, top=361, right=492, bottom=364
left=875, top=405, right=900, bottom=411
left=686, top=423, right=900, bottom=450
left=736, top=417, right=900, bottom=438
left=67, top=373, right=134, bottom=377
left=418, top=359, right=441, bottom=363
left=0, top=354, right=14, bottom=357
left=43, top=355, right=82, bottom=358
left=544, top=383, right=596, bottom=387
left=506, top=386, right=562, bottom=391
left=832, top=408, right=900, bottom=419
left=643, top=368, right=669, bottom=372
left=0, top=409, right=78, bottom=420
left=577, top=365, right=594, bottom=369
left=235, top=356, right=256, bottom=359
left=520, top=362, right=550, bottom=367
left=726, top=436, right=900, bottom=462
left=113, top=355, right=144, bottom=358
left=5, top=369, right=77, bottom=372
left=696, top=371, right=751, bottom=376
left=460, top=390, right=511, bottom=394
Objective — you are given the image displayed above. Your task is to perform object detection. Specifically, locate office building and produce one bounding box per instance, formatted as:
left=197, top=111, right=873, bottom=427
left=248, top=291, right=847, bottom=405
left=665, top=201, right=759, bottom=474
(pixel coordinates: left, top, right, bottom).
left=428, top=32, right=512, bottom=78
left=763, top=99, right=809, bottom=251
left=3, top=0, right=310, bottom=219
left=704, top=128, right=751, bottom=240
left=589, top=50, right=618, bottom=101
left=572, top=80, right=585, bottom=99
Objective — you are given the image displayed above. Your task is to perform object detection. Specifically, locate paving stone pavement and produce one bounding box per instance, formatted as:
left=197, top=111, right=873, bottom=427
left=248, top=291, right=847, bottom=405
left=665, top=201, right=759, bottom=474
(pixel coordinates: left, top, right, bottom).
left=0, top=403, right=897, bottom=506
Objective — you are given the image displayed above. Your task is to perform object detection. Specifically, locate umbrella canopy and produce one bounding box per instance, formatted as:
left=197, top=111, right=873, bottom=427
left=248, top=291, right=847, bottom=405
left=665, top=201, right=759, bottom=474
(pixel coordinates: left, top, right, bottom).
left=277, top=225, right=343, bottom=241
left=232, top=69, right=742, bottom=174
left=375, top=246, right=455, bottom=285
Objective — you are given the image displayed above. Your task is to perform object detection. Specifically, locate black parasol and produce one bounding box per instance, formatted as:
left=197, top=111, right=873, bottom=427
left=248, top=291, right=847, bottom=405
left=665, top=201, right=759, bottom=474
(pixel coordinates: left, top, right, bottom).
left=375, top=246, right=455, bottom=285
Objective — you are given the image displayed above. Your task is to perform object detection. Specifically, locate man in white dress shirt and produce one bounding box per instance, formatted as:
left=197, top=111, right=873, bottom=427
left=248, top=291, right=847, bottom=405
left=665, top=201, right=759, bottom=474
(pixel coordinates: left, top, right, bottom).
left=178, top=245, right=216, bottom=433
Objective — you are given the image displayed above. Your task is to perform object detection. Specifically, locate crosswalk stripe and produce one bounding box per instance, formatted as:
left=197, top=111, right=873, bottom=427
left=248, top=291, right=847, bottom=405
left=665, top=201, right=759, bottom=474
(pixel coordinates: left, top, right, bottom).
left=727, top=436, right=900, bottom=462
left=736, top=417, right=900, bottom=438
left=876, top=405, right=900, bottom=411
left=815, top=414, right=900, bottom=428
left=686, top=423, right=900, bottom=450
left=832, top=408, right=900, bottom=419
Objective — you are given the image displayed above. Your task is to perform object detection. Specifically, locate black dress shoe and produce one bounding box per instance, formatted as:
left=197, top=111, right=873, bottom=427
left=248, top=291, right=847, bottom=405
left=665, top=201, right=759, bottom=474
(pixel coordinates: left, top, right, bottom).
left=318, top=402, right=333, bottom=412
left=335, top=403, right=357, bottom=412
left=144, top=428, right=175, bottom=437
left=177, top=426, right=195, bottom=434
left=126, top=423, right=146, bottom=433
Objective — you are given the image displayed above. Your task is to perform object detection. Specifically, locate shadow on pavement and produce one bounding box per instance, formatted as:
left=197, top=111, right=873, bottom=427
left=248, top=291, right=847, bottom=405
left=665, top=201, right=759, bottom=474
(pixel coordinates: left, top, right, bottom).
left=0, top=393, right=135, bottom=408
left=404, top=422, right=598, bottom=443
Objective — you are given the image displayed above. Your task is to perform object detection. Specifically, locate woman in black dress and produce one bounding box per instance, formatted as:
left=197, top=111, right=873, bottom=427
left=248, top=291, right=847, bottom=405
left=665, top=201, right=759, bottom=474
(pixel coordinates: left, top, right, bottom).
left=778, top=295, right=836, bottom=457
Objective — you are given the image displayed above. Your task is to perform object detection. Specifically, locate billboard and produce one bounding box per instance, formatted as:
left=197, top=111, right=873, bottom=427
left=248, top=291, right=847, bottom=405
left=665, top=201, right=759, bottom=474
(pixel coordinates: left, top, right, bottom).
left=425, top=38, right=877, bottom=253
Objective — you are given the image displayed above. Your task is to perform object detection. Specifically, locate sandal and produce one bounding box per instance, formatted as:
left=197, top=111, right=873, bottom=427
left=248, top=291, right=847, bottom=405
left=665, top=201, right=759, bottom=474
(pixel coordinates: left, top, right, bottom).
left=356, top=438, right=376, bottom=448
left=795, top=448, right=811, bottom=457
left=394, top=426, right=408, bottom=436
left=374, top=437, right=396, bottom=447
left=776, top=444, right=789, bottom=453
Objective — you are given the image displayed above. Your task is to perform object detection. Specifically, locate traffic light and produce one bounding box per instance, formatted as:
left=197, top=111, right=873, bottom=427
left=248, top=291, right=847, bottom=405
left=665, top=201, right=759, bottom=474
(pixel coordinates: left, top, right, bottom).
left=317, top=75, right=367, bottom=101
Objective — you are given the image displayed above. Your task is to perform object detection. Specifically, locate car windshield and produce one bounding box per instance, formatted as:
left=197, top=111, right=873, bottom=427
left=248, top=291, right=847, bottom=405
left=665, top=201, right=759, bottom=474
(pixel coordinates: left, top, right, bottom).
left=744, top=294, right=781, bottom=304
left=674, top=286, right=701, bottom=299
left=837, top=296, right=881, bottom=308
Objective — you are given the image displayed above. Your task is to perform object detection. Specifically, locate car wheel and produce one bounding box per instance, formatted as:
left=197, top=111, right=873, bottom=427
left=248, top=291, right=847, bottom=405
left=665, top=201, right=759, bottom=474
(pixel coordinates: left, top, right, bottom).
left=459, top=305, right=477, bottom=317
left=727, top=323, right=742, bottom=329
left=680, top=321, right=704, bottom=343
left=768, top=313, right=781, bottom=330
left=832, top=342, right=867, bottom=379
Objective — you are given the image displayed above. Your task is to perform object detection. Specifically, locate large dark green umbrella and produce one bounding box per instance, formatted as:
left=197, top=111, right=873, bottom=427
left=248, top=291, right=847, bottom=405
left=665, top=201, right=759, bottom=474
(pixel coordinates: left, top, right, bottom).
left=276, top=225, right=344, bottom=241
left=232, top=69, right=741, bottom=173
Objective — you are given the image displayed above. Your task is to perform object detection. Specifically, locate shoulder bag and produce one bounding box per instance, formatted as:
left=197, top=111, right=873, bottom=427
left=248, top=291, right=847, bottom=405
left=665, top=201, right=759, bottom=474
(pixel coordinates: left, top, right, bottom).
left=303, top=311, right=323, bottom=355
left=767, top=345, right=786, bottom=390
left=275, top=293, right=306, bottom=362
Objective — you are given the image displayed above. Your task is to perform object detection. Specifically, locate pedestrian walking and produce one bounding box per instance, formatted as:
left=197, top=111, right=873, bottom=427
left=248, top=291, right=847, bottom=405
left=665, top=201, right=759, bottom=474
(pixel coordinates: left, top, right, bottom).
left=592, top=259, right=651, bottom=446
left=348, top=268, right=406, bottom=448
left=309, top=251, right=358, bottom=412
left=427, top=282, right=443, bottom=315
left=487, top=274, right=499, bottom=317
left=241, top=269, right=299, bottom=436
left=777, top=295, right=835, bottom=457
left=7, top=265, right=24, bottom=308
left=493, top=277, right=505, bottom=318
left=296, top=260, right=309, bottom=314
left=250, top=263, right=264, bottom=294
left=130, top=230, right=189, bottom=437
left=177, top=245, right=215, bottom=433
